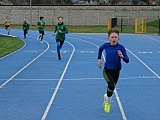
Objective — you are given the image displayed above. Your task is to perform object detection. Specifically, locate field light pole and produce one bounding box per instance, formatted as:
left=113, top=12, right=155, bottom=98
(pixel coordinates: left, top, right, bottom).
left=30, top=0, right=32, bottom=27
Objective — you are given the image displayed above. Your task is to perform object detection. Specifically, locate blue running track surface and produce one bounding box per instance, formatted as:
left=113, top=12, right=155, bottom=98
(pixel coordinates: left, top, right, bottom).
left=0, top=28, right=160, bottom=120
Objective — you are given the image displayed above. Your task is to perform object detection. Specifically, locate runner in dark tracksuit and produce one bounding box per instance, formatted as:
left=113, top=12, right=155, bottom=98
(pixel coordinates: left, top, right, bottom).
left=22, top=19, right=29, bottom=39
left=53, top=16, right=68, bottom=60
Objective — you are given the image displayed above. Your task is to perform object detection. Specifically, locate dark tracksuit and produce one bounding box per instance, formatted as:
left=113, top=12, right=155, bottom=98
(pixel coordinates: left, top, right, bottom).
left=22, top=21, right=29, bottom=38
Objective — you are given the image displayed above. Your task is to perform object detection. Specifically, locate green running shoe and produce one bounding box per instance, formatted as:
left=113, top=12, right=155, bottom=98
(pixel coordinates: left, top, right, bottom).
left=103, top=94, right=111, bottom=113
left=104, top=102, right=111, bottom=113
left=103, top=94, right=107, bottom=107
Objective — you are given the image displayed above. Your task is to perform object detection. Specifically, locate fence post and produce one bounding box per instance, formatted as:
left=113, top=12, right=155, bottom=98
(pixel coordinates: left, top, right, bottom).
left=108, top=18, right=111, bottom=31
left=121, top=18, right=122, bottom=33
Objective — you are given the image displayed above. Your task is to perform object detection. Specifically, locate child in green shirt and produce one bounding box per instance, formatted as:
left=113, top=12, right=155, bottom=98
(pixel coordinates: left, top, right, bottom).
left=22, top=19, right=29, bottom=39
left=37, top=16, right=45, bottom=43
left=53, top=16, right=68, bottom=60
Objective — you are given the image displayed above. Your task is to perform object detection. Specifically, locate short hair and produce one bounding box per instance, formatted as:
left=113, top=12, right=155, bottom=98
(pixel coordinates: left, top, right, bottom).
left=57, top=16, right=63, bottom=19
left=40, top=16, right=44, bottom=20
left=108, top=28, right=119, bottom=36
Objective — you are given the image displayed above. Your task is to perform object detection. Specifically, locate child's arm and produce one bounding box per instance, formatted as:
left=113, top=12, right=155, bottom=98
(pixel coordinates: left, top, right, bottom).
left=118, top=50, right=123, bottom=58
left=53, top=25, right=57, bottom=36
left=97, top=44, right=105, bottom=69
left=58, top=25, right=68, bottom=34
left=4, top=20, right=6, bottom=26
left=98, top=59, right=102, bottom=69
left=118, top=47, right=129, bottom=63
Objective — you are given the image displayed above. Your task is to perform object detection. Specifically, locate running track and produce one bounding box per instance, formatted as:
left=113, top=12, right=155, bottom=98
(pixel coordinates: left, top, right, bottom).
left=0, top=28, right=160, bottom=120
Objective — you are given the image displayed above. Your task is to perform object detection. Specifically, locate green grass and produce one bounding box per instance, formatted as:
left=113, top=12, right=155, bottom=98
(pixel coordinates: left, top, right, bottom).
left=0, top=19, right=159, bottom=34
left=0, top=37, right=25, bottom=58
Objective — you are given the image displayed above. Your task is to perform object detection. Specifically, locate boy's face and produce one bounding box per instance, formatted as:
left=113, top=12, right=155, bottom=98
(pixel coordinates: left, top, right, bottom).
left=107, top=32, right=119, bottom=46
left=58, top=18, right=63, bottom=24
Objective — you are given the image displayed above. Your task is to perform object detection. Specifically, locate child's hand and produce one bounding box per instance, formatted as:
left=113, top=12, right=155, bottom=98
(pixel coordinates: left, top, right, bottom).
left=98, top=59, right=102, bottom=69
left=58, top=30, right=62, bottom=33
left=53, top=33, right=56, bottom=36
left=118, top=50, right=124, bottom=58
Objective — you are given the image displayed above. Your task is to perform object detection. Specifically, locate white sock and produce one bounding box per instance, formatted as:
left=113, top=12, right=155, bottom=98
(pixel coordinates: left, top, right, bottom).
left=106, top=96, right=111, bottom=103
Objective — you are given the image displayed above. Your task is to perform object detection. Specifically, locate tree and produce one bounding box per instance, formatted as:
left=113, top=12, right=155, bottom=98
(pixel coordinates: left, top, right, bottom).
left=9, top=0, right=26, bottom=4
left=6, top=0, right=73, bottom=5
left=98, top=0, right=108, bottom=5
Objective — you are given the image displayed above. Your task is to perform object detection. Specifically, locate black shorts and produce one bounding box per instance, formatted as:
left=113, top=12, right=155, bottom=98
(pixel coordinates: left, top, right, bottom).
left=39, top=31, right=44, bottom=35
left=5, top=25, right=9, bottom=29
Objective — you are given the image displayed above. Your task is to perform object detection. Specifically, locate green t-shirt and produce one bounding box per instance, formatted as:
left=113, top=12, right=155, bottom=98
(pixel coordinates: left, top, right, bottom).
left=37, top=20, right=45, bottom=31
left=22, top=22, right=29, bottom=30
left=54, top=23, right=68, bottom=41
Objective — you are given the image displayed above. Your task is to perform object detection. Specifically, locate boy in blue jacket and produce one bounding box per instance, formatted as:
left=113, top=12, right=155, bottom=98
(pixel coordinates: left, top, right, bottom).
left=97, top=28, right=129, bottom=113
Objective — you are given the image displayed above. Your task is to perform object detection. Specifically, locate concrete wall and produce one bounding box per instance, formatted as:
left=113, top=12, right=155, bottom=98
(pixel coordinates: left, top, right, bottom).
left=0, top=5, right=160, bottom=26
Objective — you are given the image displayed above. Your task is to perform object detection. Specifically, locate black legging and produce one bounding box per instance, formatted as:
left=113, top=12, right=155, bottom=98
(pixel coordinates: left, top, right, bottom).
left=23, top=29, right=28, bottom=36
left=103, top=67, right=120, bottom=97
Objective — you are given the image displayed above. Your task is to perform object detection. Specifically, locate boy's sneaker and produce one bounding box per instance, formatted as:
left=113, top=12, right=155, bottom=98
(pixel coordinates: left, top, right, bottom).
left=58, top=53, right=61, bottom=60
left=103, top=94, right=107, bottom=107
left=103, top=94, right=111, bottom=113
left=40, top=41, right=43, bottom=43
left=104, top=101, right=111, bottom=113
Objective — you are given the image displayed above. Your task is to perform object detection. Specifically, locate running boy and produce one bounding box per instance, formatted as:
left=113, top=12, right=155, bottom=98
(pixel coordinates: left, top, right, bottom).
left=37, top=16, right=45, bottom=43
left=22, top=19, right=29, bottom=39
left=4, top=16, right=10, bottom=35
left=53, top=16, right=68, bottom=60
left=97, top=28, right=129, bottom=113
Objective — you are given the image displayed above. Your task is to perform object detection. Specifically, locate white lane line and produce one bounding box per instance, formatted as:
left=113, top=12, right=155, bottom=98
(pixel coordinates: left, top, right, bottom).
left=143, top=35, right=160, bottom=42
left=114, top=89, right=127, bottom=120
left=126, top=48, right=160, bottom=79
left=0, top=40, right=50, bottom=89
left=41, top=41, right=75, bottom=120
left=0, top=76, right=156, bottom=81
left=68, top=35, right=127, bottom=120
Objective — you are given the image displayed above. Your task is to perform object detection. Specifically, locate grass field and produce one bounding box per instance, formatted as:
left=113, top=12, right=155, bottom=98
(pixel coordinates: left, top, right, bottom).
left=0, top=19, right=159, bottom=34
left=0, top=37, right=24, bottom=58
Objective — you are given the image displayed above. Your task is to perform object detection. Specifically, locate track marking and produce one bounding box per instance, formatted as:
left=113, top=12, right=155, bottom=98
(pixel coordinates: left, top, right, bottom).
left=126, top=48, right=160, bottom=79
left=68, top=35, right=127, bottom=120
left=0, top=40, right=50, bottom=89
left=70, top=34, right=160, bottom=120
left=41, top=41, right=75, bottom=120
left=143, top=35, right=160, bottom=42
left=80, top=50, right=95, bottom=53
left=0, top=76, right=157, bottom=81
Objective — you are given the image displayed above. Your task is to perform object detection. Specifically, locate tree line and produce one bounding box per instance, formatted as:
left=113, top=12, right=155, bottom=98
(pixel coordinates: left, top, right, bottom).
left=0, top=0, right=73, bottom=5
left=0, top=0, right=158, bottom=5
